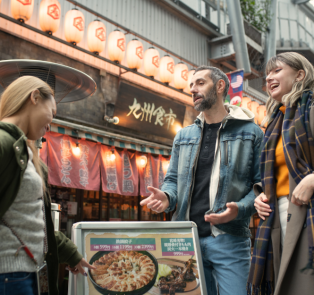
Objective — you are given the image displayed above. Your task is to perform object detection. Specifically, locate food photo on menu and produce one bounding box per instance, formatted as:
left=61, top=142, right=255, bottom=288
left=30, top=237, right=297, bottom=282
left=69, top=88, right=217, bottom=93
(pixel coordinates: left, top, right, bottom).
left=84, top=233, right=201, bottom=295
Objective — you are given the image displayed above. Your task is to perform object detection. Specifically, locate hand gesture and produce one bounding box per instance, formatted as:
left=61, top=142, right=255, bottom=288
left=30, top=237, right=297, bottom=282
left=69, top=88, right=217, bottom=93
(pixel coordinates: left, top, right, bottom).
left=204, top=202, right=238, bottom=225
left=140, top=186, right=169, bottom=213
left=66, top=258, right=96, bottom=276
left=254, top=193, right=271, bottom=220
left=291, top=174, right=314, bottom=206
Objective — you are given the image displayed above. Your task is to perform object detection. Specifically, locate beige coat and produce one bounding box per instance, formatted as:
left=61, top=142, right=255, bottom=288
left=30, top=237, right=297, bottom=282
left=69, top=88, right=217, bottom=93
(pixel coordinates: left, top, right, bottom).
left=253, top=107, right=314, bottom=295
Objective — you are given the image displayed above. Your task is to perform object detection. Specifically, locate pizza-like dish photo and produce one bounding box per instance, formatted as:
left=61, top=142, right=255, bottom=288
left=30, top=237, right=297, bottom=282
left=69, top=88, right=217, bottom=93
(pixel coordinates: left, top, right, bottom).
left=89, top=250, right=158, bottom=294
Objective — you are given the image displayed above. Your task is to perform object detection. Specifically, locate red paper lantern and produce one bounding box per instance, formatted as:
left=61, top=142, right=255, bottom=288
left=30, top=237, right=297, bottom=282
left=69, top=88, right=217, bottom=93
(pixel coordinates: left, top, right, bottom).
left=87, top=20, right=106, bottom=54
left=240, top=96, right=251, bottom=109
left=11, top=0, right=34, bottom=23
left=159, top=55, right=174, bottom=84
left=143, top=47, right=159, bottom=77
left=257, top=105, right=266, bottom=125
left=126, top=39, right=143, bottom=70
left=108, top=29, right=125, bottom=63
left=64, top=8, right=85, bottom=45
left=39, top=0, right=61, bottom=35
left=248, top=100, right=260, bottom=124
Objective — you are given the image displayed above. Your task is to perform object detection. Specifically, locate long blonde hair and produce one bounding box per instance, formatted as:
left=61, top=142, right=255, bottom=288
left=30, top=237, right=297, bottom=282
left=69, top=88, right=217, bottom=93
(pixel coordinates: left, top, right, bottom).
left=263, top=52, right=314, bottom=125
left=0, top=76, right=54, bottom=194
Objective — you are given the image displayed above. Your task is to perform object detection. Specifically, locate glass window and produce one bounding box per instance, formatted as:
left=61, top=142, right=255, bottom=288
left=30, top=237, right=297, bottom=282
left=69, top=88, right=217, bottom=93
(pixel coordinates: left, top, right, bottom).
left=83, top=190, right=100, bottom=221
left=299, top=26, right=306, bottom=42
left=279, top=3, right=289, bottom=18
left=280, top=19, right=290, bottom=41
left=290, top=20, right=299, bottom=41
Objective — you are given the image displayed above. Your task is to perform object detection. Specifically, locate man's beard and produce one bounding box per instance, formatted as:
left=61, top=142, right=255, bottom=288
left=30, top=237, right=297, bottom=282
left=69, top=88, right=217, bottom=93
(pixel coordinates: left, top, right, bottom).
left=194, top=86, right=218, bottom=112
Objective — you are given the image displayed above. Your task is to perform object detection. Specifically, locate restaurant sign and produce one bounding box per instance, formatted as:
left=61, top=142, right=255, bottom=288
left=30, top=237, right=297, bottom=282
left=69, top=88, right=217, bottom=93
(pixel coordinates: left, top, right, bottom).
left=115, top=82, right=186, bottom=139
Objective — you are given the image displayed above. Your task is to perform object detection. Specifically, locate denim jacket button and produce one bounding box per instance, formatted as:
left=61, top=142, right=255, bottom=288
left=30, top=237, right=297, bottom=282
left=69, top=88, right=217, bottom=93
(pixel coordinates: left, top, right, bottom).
left=4, top=278, right=8, bottom=282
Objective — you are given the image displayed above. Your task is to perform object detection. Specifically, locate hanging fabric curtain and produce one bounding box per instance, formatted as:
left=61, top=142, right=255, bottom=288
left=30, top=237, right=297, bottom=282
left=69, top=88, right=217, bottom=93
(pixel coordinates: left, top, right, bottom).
left=139, top=153, right=170, bottom=196
left=100, top=145, right=139, bottom=196
left=46, top=132, right=101, bottom=191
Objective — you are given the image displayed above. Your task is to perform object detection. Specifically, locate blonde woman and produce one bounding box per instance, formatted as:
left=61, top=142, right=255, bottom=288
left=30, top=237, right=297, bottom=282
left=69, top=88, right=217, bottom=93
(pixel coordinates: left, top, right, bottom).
left=0, top=76, right=94, bottom=295
left=247, top=52, right=314, bottom=295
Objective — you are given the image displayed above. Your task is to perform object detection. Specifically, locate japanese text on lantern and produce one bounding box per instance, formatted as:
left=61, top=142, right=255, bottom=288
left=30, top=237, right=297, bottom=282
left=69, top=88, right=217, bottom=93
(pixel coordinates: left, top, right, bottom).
left=60, top=139, right=72, bottom=185
left=127, top=98, right=177, bottom=130
left=79, top=145, right=89, bottom=187
left=123, top=154, right=134, bottom=193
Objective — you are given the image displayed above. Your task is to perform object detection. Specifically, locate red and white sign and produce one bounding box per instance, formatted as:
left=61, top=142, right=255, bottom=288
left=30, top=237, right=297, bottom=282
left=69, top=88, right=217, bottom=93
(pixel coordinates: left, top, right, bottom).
left=95, top=27, right=106, bottom=41
left=100, top=146, right=138, bottom=196
left=46, top=133, right=100, bottom=191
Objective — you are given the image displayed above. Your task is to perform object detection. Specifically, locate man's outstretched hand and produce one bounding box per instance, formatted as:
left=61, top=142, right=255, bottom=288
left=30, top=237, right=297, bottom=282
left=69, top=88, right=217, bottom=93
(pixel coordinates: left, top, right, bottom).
left=204, top=202, right=239, bottom=225
left=140, top=186, right=169, bottom=213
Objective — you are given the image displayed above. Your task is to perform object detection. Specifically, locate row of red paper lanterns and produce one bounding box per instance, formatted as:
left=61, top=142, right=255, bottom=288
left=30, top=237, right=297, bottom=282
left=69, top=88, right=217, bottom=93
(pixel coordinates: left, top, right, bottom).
left=10, top=0, right=193, bottom=90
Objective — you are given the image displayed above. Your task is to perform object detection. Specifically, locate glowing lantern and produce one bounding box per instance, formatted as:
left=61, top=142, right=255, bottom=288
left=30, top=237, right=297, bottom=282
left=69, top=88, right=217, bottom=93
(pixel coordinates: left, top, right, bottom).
left=257, top=105, right=267, bottom=126
left=11, top=0, right=34, bottom=23
left=126, top=39, right=143, bottom=70
left=240, top=96, right=251, bottom=109
left=159, top=55, right=174, bottom=84
left=72, top=143, right=81, bottom=156
left=108, top=29, right=125, bottom=63
left=248, top=101, right=260, bottom=124
left=39, top=0, right=61, bottom=35
left=186, top=69, right=195, bottom=93
left=137, top=155, right=147, bottom=167
left=64, top=8, right=84, bottom=45
left=143, top=47, right=159, bottom=77
left=87, top=19, right=106, bottom=54
left=174, top=62, right=188, bottom=90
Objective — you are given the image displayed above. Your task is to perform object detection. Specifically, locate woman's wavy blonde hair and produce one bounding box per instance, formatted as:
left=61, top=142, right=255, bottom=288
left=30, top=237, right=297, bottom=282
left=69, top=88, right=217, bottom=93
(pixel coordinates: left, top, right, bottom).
left=263, top=52, right=314, bottom=125
left=0, top=76, right=54, bottom=194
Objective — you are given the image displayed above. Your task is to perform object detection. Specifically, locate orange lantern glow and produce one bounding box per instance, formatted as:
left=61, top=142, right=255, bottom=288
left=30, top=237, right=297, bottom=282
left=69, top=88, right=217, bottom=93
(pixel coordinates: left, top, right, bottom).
left=159, top=55, right=174, bottom=84
left=137, top=155, right=147, bottom=167
left=39, top=0, right=61, bottom=35
left=174, top=62, right=188, bottom=90
left=248, top=101, right=260, bottom=124
left=108, top=29, right=125, bottom=63
left=240, top=96, right=251, bottom=109
left=185, top=69, right=195, bottom=93
left=11, top=0, right=34, bottom=23
left=64, top=8, right=85, bottom=45
left=257, top=105, right=267, bottom=126
left=126, top=39, right=143, bottom=70
left=143, top=47, right=159, bottom=77
left=87, top=20, right=106, bottom=54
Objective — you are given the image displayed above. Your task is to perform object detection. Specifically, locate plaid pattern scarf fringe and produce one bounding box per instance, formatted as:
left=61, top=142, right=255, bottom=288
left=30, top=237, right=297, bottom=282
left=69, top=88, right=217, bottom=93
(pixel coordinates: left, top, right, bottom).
left=247, top=91, right=314, bottom=295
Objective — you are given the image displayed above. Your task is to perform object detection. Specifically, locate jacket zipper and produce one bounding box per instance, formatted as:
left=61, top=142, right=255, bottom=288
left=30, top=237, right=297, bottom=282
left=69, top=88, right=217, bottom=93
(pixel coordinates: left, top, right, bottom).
left=186, top=122, right=203, bottom=221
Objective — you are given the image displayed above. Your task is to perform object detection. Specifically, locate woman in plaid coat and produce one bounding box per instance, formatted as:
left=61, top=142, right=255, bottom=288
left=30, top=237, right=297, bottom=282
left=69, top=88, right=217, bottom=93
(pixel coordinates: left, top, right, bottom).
left=247, top=52, right=314, bottom=295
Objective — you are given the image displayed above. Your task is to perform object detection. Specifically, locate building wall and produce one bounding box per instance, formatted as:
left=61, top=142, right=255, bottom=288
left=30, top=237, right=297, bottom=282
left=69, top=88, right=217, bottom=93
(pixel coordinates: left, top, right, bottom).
left=0, top=29, right=199, bottom=146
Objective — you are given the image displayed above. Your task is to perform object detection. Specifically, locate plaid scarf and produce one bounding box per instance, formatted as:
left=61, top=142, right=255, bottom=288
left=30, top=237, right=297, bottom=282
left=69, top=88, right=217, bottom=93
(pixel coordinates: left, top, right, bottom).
left=247, top=91, right=314, bottom=295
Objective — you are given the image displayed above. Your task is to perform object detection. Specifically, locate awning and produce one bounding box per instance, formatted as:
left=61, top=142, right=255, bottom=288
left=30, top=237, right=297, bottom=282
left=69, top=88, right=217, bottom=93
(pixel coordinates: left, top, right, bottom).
left=51, top=119, right=172, bottom=156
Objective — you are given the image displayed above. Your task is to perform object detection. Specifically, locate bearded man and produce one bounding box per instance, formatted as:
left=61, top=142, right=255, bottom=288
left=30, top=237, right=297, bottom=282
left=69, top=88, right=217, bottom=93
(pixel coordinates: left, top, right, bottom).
left=140, top=66, right=264, bottom=295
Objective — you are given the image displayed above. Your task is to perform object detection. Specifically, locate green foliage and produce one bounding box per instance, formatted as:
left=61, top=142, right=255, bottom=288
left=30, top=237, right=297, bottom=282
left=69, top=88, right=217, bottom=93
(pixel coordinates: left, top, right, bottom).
left=240, top=0, right=272, bottom=32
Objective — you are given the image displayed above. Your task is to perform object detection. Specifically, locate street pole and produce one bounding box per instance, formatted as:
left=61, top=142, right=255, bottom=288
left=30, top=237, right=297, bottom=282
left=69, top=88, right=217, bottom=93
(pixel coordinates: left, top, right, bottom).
left=226, top=0, right=251, bottom=74
left=266, top=0, right=279, bottom=63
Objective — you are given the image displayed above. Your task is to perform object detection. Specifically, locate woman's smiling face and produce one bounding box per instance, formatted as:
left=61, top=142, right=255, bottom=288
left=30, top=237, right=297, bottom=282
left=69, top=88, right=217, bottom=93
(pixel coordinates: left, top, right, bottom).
left=266, top=61, right=301, bottom=102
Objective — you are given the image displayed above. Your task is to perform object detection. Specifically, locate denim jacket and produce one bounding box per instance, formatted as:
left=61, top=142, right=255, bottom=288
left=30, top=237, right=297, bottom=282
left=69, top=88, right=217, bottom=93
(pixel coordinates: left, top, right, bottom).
left=162, top=104, right=264, bottom=238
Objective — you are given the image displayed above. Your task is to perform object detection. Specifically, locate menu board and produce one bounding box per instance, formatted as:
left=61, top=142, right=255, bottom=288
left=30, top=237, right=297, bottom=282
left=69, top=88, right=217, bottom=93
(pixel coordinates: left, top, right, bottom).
left=69, top=222, right=206, bottom=295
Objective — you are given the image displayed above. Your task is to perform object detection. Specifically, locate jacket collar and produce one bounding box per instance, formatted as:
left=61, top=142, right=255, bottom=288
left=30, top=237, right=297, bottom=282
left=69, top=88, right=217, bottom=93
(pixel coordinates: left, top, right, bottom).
left=194, top=103, right=255, bottom=128
left=0, top=122, right=26, bottom=141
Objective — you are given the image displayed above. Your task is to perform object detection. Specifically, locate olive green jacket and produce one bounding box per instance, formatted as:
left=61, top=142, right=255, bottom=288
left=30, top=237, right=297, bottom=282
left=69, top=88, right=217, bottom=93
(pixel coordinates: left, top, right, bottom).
left=0, top=122, right=83, bottom=295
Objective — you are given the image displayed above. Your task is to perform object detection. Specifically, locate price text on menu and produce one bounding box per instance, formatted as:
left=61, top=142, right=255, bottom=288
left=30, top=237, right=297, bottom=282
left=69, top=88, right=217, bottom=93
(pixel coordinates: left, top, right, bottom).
left=90, top=238, right=156, bottom=251
left=161, top=238, right=195, bottom=256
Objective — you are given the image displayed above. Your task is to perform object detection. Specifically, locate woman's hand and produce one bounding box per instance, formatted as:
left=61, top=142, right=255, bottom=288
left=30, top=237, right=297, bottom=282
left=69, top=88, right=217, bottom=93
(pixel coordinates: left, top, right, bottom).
left=291, top=174, right=314, bottom=206
left=66, top=258, right=96, bottom=276
left=254, top=193, right=272, bottom=220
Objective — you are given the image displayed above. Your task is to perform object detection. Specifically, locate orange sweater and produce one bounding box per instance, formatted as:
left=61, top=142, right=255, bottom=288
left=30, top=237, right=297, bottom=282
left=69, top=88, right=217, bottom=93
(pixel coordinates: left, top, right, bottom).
left=275, top=106, right=289, bottom=197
